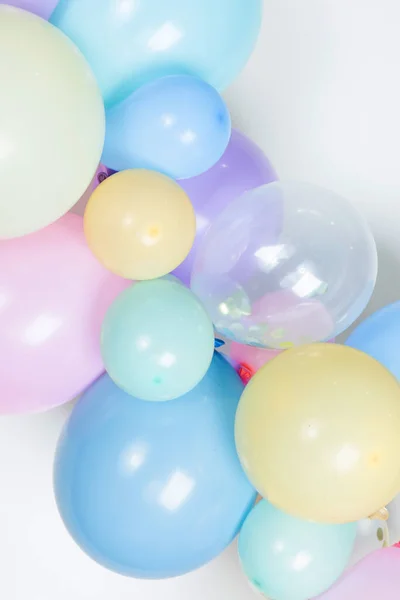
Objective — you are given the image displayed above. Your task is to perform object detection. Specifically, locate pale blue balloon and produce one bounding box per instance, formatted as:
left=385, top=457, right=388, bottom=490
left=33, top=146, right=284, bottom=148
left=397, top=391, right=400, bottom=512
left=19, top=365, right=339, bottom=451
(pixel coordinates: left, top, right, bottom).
left=346, top=301, right=400, bottom=380
left=54, top=356, right=256, bottom=578
left=101, top=278, right=215, bottom=401
left=50, top=0, right=262, bottom=107
left=102, top=75, right=231, bottom=179
left=238, top=500, right=357, bottom=600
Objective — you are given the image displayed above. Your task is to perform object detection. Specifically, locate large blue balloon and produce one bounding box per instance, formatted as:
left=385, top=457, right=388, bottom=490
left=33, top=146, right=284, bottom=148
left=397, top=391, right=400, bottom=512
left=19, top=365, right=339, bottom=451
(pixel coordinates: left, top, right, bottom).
left=54, top=354, right=256, bottom=578
left=346, top=301, right=400, bottom=380
left=50, top=0, right=262, bottom=107
left=102, top=75, right=231, bottom=179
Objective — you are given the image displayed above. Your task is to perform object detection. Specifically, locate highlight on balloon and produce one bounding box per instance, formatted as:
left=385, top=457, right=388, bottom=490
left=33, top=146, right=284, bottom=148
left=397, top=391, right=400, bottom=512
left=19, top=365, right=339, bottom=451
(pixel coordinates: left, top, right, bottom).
left=0, top=2, right=399, bottom=600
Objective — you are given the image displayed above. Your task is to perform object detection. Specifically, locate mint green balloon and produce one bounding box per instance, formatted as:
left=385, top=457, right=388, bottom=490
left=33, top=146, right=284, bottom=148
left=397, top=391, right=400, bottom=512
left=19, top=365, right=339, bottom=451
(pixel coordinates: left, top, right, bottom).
left=238, top=500, right=357, bottom=600
left=101, top=278, right=215, bottom=401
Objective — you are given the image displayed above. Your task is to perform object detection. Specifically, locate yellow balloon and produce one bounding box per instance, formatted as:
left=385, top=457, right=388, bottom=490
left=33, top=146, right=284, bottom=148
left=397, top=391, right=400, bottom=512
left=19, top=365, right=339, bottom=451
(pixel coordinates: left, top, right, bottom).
left=0, top=7, right=104, bottom=238
left=235, top=343, right=400, bottom=523
left=84, top=169, right=196, bottom=280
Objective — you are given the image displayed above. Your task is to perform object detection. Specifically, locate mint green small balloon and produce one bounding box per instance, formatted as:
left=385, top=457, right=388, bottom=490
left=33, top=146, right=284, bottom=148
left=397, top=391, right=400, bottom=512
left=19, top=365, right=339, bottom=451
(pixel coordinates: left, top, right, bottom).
left=238, top=500, right=357, bottom=600
left=101, top=278, right=215, bottom=401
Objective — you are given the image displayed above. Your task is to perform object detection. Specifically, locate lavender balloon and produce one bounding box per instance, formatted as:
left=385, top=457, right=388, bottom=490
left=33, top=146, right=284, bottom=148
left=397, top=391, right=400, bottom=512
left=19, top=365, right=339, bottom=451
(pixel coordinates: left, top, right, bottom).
left=2, top=0, right=59, bottom=18
left=318, top=548, right=400, bottom=600
left=173, top=129, right=277, bottom=284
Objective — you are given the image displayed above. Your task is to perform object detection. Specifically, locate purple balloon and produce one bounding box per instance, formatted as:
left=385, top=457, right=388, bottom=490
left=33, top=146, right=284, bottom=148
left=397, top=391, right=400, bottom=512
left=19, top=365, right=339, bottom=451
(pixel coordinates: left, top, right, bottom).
left=173, top=129, right=277, bottom=284
left=2, top=0, right=59, bottom=19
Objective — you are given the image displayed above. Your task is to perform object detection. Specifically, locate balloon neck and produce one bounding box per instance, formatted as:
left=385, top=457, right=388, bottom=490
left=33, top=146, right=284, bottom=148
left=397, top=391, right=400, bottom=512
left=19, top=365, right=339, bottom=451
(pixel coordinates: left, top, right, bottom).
left=237, top=362, right=255, bottom=385
left=369, top=507, right=389, bottom=521
left=97, top=168, right=116, bottom=185
left=214, top=338, right=225, bottom=349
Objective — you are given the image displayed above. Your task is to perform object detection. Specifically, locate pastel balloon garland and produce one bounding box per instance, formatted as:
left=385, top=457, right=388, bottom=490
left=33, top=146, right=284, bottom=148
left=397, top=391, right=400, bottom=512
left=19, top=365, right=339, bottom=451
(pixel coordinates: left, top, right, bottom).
left=1, top=2, right=400, bottom=600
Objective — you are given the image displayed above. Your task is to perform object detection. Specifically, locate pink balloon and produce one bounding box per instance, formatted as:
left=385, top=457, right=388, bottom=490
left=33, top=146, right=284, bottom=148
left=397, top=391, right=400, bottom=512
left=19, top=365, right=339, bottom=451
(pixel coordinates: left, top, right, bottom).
left=229, top=336, right=335, bottom=384
left=0, top=213, right=128, bottom=414
left=229, top=342, right=280, bottom=384
left=317, top=548, right=400, bottom=599
left=1, top=0, right=59, bottom=19
left=249, top=289, right=335, bottom=349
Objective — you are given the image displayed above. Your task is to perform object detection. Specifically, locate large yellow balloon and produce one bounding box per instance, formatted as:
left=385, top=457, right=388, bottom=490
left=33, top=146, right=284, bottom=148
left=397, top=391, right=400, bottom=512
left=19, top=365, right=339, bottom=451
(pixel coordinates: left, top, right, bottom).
left=235, top=344, right=400, bottom=523
left=84, top=169, right=196, bottom=280
left=0, top=7, right=104, bottom=238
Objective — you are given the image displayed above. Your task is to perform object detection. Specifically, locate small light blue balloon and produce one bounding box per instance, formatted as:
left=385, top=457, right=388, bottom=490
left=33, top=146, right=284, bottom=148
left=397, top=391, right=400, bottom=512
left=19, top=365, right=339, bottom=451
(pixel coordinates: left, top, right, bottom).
left=346, top=301, right=400, bottom=380
left=50, top=0, right=262, bottom=107
left=102, top=75, right=231, bottom=179
left=101, top=278, right=215, bottom=401
left=54, top=356, right=256, bottom=578
left=238, top=500, right=357, bottom=600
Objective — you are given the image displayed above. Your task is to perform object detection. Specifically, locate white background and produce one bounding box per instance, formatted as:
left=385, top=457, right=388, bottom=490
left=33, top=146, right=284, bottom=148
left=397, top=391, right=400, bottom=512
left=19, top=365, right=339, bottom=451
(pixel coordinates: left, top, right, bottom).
left=2, top=1, right=400, bottom=598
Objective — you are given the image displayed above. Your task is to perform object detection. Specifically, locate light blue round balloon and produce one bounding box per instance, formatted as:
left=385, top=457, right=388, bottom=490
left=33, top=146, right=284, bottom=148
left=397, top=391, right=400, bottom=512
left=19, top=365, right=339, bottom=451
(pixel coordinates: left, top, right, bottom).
left=50, top=0, right=262, bottom=107
left=101, top=278, right=215, bottom=401
left=238, top=500, right=357, bottom=600
left=54, top=355, right=256, bottom=578
left=102, top=75, right=231, bottom=179
left=346, top=301, right=400, bottom=380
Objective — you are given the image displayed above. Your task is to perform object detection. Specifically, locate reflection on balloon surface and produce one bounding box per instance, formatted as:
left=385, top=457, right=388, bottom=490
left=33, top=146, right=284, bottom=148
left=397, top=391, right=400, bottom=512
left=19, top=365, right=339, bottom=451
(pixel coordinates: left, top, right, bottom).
left=239, top=499, right=356, bottom=600
left=102, top=75, right=231, bottom=180
left=101, top=278, right=214, bottom=401
left=192, top=182, right=377, bottom=348
left=0, top=213, right=128, bottom=414
left=54, top=354, right=256, bottom=578
left=50, top=0, right=262, bottom=106
left=235, top=344, right=400, bottom=523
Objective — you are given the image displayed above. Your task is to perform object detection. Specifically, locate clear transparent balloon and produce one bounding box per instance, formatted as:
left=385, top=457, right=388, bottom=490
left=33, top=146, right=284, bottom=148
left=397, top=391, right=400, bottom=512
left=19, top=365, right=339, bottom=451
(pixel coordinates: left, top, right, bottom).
left=191, top=182, right=377, bottom=348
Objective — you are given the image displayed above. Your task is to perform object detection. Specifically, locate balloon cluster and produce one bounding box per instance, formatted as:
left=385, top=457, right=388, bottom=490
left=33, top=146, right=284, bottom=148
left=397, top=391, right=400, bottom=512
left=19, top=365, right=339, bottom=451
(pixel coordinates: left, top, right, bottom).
left=1, top=2, right=400, bottom=599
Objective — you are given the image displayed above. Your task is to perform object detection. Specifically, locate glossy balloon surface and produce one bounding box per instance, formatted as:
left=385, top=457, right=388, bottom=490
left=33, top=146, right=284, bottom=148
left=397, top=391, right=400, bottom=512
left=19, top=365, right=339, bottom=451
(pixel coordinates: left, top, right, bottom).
left=84, top=170, right=196, bottom=280
left=235, top=344, right=400, bottom=523
left=102, top=75, right=231, bottom=179
left=173, top=129, right=277, bottom=284
left=346, top=301, right=400, bottom=380
left=0, top=214, right=128, bottom=414
left=50, top=0, right=262, bottom=106
left=239, top=499, right=357, bottom=600
left=101, top=278, right=215, bottom=401
left=54, top=356, right=256, bottom=578
left=0, top=7, right=104, bottom=238
left=191, top=182, right=377, bottom=348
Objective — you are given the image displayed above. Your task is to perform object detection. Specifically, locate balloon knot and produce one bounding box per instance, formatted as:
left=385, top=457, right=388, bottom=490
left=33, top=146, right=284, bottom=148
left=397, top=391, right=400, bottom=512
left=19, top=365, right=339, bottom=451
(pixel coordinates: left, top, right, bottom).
left=214, top=338, right=225, bottom=348
left=237, top=363, right=255, bottom=384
